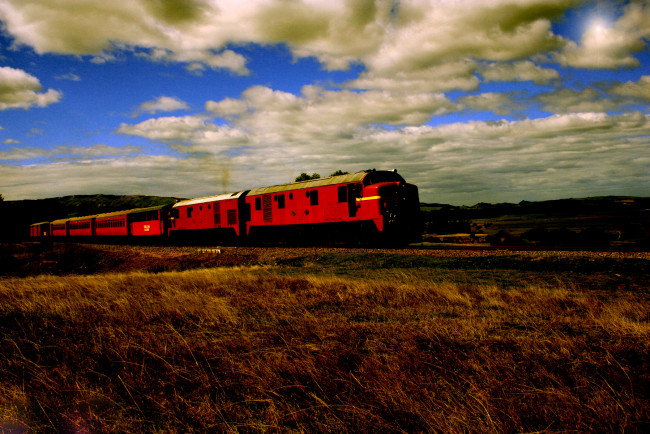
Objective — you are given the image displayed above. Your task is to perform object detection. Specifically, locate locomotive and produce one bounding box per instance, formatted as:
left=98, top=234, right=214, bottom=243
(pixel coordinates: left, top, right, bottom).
left=30, top=169, right=421, bottom=244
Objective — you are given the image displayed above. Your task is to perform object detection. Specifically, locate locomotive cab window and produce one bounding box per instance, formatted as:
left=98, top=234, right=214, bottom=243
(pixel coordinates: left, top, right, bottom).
left=277, top=194, right=285, bottom=209
left=310, top=190, right=319, bottom=206
left=187, top=207, right=193, bottom=218
left=255, top=197, right=262, bottom=211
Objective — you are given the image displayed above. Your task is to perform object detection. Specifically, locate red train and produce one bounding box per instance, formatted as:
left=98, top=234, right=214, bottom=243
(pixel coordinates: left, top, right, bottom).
left=29, top=169, right=421, bottom=244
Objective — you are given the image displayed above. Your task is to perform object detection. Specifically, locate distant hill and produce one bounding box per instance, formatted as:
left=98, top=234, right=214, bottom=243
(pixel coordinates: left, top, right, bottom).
left=420, top=196, right=650, bottom=247
left=0, top=195, right=183, bottom=241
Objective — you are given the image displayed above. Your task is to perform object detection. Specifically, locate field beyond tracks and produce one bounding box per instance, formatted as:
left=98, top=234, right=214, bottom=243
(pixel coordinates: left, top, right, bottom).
left=1, top=243, right=649, bottom=432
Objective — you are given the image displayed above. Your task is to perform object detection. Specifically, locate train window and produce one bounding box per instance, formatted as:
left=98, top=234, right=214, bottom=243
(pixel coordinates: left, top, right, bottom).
left=208, top=204, right=211, bottom=210
left=305, top=190, right=310, bottom=198
left=199, top=205, right=203, bottom=211
left=277, top=194, right=285, bottom=209
left=172, top=208, right=179, bottom=219
left=289, top=193, right=293, bottom=200
left=310, top=190, right=319, bottom=206
left=187, top=207, right=193, bottom=218
left=255, top=197, right=262, bottom=211
left=338, top=186, right=347, bottom=203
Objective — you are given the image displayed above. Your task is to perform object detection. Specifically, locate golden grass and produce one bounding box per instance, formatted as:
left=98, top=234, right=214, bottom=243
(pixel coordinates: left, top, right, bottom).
left=1, top=266, right=649, bottom=432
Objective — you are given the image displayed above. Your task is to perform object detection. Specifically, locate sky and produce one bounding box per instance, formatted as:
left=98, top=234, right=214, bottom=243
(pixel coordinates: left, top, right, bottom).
left=0, top=0, right=648, bottom=205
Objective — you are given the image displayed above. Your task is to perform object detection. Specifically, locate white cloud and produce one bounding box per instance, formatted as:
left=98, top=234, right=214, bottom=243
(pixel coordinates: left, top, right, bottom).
left=0, top=0, right=579, bottom=77
left=536, top=88, right=616, bottom=114
left=0, top=144, right=142, bottom=161
left=137, top=96, right=190, bottom=114
left=556, top=1, right=649, bottom=69
left=347, top=61, right=481, bottom=93
left=364, top=0, right=570, bottom=74
left=610, top=75, right=650, bottom=102
left=480, top=61, right=559, bottom=84
left=4, top=112, right=649, bottom=203
left=457, top=92, right=522, bottom=116
left=205, top=85, right=458, bottom=142
left=54, top=73, right=81, bottom=81
left=144, top=48, right=249, bottom=75
left=0, top=66, right=62, bottom=110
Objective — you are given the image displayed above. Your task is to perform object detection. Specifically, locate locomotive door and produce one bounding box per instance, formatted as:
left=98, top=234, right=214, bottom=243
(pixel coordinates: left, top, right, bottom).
left=347, top=184, right=357, bottom=217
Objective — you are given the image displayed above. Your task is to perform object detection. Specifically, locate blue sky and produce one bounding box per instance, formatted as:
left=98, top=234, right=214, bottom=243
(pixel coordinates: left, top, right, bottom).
left=0, top=0, right=648, bottom=205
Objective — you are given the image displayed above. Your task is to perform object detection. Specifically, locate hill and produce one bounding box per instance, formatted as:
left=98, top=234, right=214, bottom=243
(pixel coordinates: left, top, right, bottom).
left=0, top=194, right=182, bottom=241
left=421, top=196, right=650, bottom=247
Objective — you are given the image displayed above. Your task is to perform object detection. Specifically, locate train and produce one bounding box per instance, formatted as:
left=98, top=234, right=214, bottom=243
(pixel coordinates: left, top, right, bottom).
left=29, top=169, right=421, bottom=244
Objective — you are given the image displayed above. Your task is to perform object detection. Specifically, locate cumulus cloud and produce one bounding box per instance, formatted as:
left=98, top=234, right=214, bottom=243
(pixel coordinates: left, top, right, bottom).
left=205, top=85, right=458, bottom=143
left=0, top=0, right=581, bottom=77
left=609, top=75, right=650, bottom=102
left=480, top=61, right=559, bottom=84
left=137, top=96, right=190, bottom=115
left=112, top=79, right=650, bottom=204
left=0, top=144, right=142, bottom=161
left=536, top=88, right=616, bottom=114
left=457, top=92, right=522, bottom=116
left=0, top=66, right=62, bottom=110
left=4, top=111, right=649, bottom=202
left=347, top=61, right=481, bottom=93
left=556, top=1, right=650, bottom=69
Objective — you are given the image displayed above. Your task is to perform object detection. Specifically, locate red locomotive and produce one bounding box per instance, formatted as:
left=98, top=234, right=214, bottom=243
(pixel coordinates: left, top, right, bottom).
left=30, top=169, right=421, bottom=244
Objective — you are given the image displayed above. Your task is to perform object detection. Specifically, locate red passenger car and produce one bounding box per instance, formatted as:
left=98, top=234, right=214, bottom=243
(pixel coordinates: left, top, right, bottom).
left=130, top=205, right=169, bottom=236
left=50, top=218, right=70, bottom=237
left=30, top=222, right=50, bottom=238
left=169, top=192, right=245, bottom=240
left=68, top=216, right=95, bottom=237
left=95, top=210, right=129, bottom=237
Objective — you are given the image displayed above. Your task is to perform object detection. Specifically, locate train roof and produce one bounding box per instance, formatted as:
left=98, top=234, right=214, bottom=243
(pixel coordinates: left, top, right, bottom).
left=173, top=191, right=245, bottom=208
left=94, top=204, right=169, bottom=220
left=49, top=204, right=170, bottom=224
left=247, top=169, right=403, bottom=196
left=30, top=221, right=50, bottom=227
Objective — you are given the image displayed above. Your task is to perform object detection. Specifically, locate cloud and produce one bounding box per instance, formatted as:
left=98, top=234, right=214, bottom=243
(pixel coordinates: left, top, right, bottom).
left=137, top=96, right=190, bottom=115
left=3, top=138, right=20, bottom=144
left=117, top=115, right=249, bottom=155
left=347, top=61, right=481, bottom=93
left=536, top=76, right=650, bottom=114
left=144, top=48, right=249, bottom=75
left=0, top=144, right=142, bottom=161
left=364, top=0, right=571, bottom=74
left=0, top=0, right=580, bottom=77
left=536, top=88, right=615, bottom=114
left=4, top=112, right=649, bottom=203
left=609, top=75, right=650, bottom=102
left=113, top=78, right=650, bottom=204
left=204, top=85, right=458, bottom=143
left=0, top=66, right=62, bottom=110
left=457, top=92, right=522, bottom=116
left=54, top=73, right=81, bottom=81
left=555, top=1, right=650, bottom=69
left=480, top=61, right=559, bottom=84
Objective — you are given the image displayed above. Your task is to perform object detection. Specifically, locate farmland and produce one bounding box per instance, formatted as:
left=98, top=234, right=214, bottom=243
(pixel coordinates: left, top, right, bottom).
left=1, top=243, right=649, bottom=432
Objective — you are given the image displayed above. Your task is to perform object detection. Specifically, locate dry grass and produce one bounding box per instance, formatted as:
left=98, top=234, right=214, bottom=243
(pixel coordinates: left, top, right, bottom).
left=1, top=261, right=649, bottom=432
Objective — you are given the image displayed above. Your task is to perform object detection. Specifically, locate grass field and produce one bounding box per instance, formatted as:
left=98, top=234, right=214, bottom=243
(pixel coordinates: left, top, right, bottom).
left=1, top=243, right=649, bottom=432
